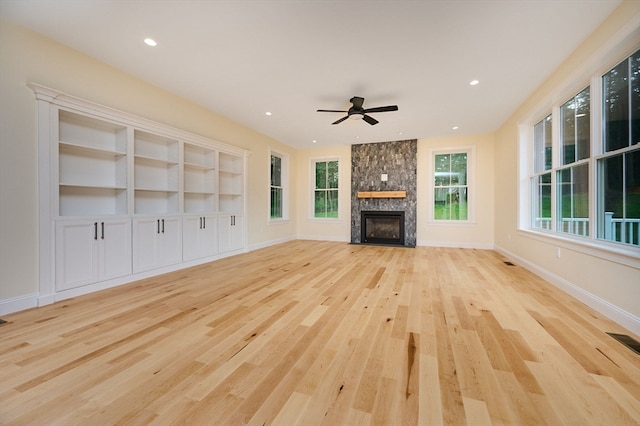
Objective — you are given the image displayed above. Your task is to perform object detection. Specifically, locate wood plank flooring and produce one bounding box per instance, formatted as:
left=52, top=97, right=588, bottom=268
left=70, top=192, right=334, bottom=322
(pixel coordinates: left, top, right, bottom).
left=1, top=241, right=639, bottom=425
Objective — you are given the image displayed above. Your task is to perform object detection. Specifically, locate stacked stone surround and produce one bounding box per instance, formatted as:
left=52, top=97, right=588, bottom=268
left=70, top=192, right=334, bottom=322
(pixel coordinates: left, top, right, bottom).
left=351, top=139, right=417, bottom=247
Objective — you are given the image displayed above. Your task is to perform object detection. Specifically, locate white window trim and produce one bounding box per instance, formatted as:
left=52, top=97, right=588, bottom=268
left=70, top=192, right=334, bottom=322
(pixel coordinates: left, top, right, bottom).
left=428, top=145, right=476, bottom=224
left=309, top=156, right=341, bottom=221
left=517, top=17, right=640, bottom=267
left=269, top=148, right=289, bottom=223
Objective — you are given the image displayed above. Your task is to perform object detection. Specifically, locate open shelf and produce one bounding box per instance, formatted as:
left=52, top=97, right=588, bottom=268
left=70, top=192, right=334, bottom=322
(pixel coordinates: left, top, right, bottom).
left=184, top=193, right=216, bottom=213
left=57, top=110, right=128, bottom=216
left=134, top=130, right=179, bottom=162
left=134, top=190, right=179, bottom=215
left=59, top=110, right=127, bottom=153
left=59, top=186, right=127, bottom=216
left=184, top=143, right=215, bottom=169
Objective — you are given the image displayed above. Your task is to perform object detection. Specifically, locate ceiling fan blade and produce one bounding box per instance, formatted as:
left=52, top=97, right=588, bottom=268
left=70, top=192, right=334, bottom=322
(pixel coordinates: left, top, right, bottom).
left=317, top=109, right=348, bottom=113
left=350, top=96, right=365, bottom=109
left=363, top=105, right=398, bottom=113
left=332, top=116, right=349, bottom=125
left=362, top=115, right=379, bottom=125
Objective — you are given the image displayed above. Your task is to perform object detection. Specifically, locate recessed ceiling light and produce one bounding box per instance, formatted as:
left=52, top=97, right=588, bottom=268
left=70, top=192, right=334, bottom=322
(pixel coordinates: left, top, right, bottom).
left=399, top=132, right=404, bottom=135
left=144, top=38, right=157, bottom=47
left=452, top=126, right=459, bottom=130
left=265, top=112, right=272, bottom=116
left=470, top=79, right=479, bottom=86
left=312, top=140, right=317, bottom=143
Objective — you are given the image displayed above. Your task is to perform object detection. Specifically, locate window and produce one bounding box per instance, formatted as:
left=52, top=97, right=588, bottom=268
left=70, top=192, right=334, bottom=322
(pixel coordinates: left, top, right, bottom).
left=433, top=150, right=469, bottom=221
left=312, top=159, right=339, bottom=218
left=598, top=50, right=640, bottom=245
left=557, top=88, right=590, bottom=237
left=524, top=48, right=639, bottom=249
left=270, top=150, right=287, bottom=220
left=532, top=115, right=553, bottom=231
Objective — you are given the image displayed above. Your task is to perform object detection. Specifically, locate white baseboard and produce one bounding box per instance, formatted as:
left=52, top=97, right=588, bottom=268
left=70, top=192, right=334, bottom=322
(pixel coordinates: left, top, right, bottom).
left=0, top=293, right=39, bottom=316
left=296, top=234, right=350, bottom=243
left=417, top=240, right=494, bottom=250
left=494, top=245, right=640, bottom=336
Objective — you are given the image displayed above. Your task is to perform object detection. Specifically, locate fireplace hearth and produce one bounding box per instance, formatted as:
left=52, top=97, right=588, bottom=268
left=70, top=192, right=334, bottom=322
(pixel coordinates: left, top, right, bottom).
left=361, top=211, right=405, bottom=246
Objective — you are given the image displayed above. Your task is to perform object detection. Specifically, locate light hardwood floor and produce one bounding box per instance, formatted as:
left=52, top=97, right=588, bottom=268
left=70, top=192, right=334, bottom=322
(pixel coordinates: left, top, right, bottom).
left=1, top=241, right=639, bottom=425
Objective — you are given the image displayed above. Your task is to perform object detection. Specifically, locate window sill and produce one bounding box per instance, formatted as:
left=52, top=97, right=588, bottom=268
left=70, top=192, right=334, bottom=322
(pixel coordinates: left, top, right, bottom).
left=518, top=228, right=640, bottom=269
left=308, top=217, right=341, bottom=222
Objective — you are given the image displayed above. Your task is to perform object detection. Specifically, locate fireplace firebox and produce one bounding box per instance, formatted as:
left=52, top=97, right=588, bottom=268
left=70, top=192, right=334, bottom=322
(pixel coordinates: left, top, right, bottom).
left=361, top=211, right=405, bottom=246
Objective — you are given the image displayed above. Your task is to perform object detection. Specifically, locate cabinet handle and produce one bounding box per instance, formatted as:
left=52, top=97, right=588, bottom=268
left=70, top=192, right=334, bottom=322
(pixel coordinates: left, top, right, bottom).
left=200, top=217, right=203, bottom=229
left=94, top=222, right=98, bottom=240
left=203, top=217, right=206, bottom=229
left=157, top=219, right=160, bottom=234
left=101, top=222, right=105, bottom=239
left=162, top=219, right=165, bottom=233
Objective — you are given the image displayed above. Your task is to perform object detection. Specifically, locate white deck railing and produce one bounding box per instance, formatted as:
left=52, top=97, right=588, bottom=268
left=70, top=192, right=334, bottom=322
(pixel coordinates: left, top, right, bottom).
left=534, top=213, right=640, bottom=245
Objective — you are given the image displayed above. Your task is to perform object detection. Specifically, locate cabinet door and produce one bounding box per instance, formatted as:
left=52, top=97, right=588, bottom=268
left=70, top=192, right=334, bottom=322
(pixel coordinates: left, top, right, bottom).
left=132, top=217, right=160, bottom=273
left=218, top=214, right=232, bottom=254
left=200, top=214, right=218, bottom=257
left=229, top=215, right=244, bottom=252
left=159, top=216, right=182, bottom=267
left=99, top=219, right=132, bottom=281
left=182, top=215, right=202, bottom=262
left=218, top=214, right=243, bottom=254
left=56, top=220, right=98, bottom=291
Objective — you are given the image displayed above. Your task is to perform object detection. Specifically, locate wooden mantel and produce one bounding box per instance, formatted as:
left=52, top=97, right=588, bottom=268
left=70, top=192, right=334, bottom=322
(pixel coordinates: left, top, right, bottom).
left=357, top=190, right=406, bottom=199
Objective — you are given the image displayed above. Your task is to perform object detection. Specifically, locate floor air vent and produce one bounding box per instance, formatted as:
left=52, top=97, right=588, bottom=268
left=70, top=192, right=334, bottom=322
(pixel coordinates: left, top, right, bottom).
left=503, top=261, right=515, bottom=266
left=606, top=332, right=640, bottom=355
left=0, top=319, right=7, bottom=324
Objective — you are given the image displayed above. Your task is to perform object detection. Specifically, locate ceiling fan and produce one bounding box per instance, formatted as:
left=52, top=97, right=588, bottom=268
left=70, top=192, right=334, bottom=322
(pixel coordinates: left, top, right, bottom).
left=317, top=96, right=398, bottom=125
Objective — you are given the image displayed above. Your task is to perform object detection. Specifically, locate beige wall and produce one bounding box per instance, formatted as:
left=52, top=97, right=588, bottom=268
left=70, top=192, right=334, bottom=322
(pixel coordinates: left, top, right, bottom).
left=295, top=145, right=352, bottom=242
left=493, top=1, right=640, bottom=324
left=0, top=19, right=296, bottom=302
left=417, top=134, right=495, bottom=248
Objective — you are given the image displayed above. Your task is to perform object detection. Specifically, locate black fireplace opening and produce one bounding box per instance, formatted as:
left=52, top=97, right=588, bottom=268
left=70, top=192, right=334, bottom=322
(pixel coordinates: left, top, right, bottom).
left=361, top=210, right=405, bottom=246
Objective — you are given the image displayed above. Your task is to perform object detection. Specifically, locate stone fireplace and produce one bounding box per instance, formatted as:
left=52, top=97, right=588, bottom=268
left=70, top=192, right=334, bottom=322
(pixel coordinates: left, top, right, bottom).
left=351, top=140, right=417, bottom=247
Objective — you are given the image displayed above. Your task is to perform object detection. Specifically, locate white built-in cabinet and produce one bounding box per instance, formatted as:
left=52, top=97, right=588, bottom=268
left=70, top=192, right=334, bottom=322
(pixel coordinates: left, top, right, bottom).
left=32, top=84, right=249, bottom=302
left=55, top=218, right=131, bottom=291
left=183, top=214, right=218, bottom=261
left=218, top=214, right=244, bottom=254
left=132, top=216, right=182, bottom=273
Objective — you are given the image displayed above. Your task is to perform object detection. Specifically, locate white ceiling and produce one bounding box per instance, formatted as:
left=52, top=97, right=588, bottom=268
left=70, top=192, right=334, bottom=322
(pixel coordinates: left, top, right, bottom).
left=0, top=0, right=622, bottom=149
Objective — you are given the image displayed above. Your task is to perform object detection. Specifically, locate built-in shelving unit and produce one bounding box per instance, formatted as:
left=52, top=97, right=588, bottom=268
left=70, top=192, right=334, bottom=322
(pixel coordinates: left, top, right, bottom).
left=218, top=152, right=243, bottom=213
left=58, top=110, right=128, bottom=216
left=134, top=130, right=180, bottom=215
left=31, top=83, right=249, bottom=305
left=183, top=142, right=216, bottom=214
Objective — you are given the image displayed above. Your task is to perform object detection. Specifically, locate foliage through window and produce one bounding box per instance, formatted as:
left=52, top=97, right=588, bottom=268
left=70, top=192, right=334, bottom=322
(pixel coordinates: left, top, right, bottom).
left=598, top=50, right=640, bottom=245
left=270, top=153, right=283, bottom=219
left=557, top=88, right=590, bottom=237
left=527, top=49, right=639, bottom=247
left=532, top=115, right=553, bottom=231
left=434, top=152, right=468, bottom=221
left=313, top=160, right=339, bottom=218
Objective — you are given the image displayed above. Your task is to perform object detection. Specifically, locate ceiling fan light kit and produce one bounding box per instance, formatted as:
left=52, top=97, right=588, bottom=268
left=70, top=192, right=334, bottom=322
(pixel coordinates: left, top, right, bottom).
left=317, top=96, right=398, bottom=126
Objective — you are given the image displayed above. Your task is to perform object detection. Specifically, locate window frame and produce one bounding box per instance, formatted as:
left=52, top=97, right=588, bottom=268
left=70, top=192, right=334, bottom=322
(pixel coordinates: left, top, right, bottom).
left=518, top=27, right=640, bottom=266
left=309, top=157, right=340, bottom=221
left=429, top=146, right=475, bottom=224
left=269, top=148, right=288, bottom=222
